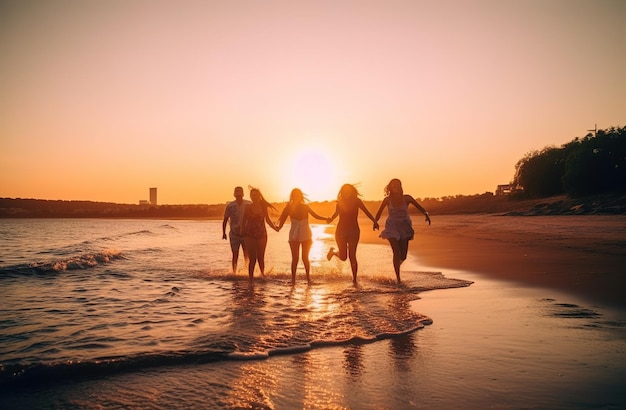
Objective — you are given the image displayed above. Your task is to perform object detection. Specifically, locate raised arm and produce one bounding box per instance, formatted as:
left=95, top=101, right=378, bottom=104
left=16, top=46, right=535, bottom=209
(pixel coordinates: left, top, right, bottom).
left=359, top=199, right=380, bottom=230
left=307, top=205, right=328, bottom=222
left=374, top=197, right=389, bottom=224
left=358, top=199, right=376, bottom=222
left=276, top=205, right=290, bottom=230
left=406, top=194, right=431, bottom=225
left=327, top=203, right=339, bottom=224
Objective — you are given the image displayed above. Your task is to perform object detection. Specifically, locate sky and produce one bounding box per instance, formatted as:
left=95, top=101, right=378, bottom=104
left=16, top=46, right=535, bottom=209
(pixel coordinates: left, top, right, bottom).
left=1, top=0, right=624, bottom=205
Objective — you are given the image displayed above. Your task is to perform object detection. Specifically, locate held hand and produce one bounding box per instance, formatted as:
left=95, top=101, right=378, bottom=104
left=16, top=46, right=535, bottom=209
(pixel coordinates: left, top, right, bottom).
left=373, top=221, right=379, bottom=231
left=425, top=213, right=431, bottom=226
left=326, top=217, right=332, bottom=224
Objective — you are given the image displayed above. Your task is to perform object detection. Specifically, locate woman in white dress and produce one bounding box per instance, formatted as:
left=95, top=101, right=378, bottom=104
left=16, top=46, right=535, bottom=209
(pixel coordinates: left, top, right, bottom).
left=277, top=188, right=328, bottom=284
left=374, top=178, right=431, bottom=283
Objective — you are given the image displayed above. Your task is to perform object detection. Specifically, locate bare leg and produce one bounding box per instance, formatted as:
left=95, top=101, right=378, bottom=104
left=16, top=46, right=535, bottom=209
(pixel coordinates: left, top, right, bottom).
left=289, top=241, right=300, bottom=284
left=347, top=244, right=358, bottom=284
left=242, top=242, right=249, bottom=266
left=301, top=240, right=313, bottom=283
left=230, top=238, right=240, bottom=274
left=346, top=229, right=360, bottom=284
left=246, top=237, right=258, bottom=279
left=388, top=238, right=402, bottom=283
left=231, top=251, right=238, bottom=274
left=257, top=234, right=268, bottom=276
left=399, top=239, right=410, bottom=262
left=333, top=230, right=348, bottom=262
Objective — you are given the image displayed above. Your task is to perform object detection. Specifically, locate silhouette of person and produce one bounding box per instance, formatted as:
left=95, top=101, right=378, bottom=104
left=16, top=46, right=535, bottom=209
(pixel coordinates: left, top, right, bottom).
left=222, top=186, right=251, bottom=274
left=277, top=188, right=328, bottom=284
left=374, top=178, right=430, bottom=283
left=241, top=187, right=279, bottom=279
left=326, top=184, right=379, bottom=284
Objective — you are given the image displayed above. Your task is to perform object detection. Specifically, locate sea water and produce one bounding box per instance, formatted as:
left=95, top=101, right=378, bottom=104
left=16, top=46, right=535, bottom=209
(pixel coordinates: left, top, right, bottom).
left=2, top=217, right=626, bottom=409
left=0, top=218, right=468, bottom=389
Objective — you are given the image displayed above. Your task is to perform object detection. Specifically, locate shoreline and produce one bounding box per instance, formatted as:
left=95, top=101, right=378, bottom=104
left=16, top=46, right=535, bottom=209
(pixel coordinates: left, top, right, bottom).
left=357, top=214, right=626, bottom=309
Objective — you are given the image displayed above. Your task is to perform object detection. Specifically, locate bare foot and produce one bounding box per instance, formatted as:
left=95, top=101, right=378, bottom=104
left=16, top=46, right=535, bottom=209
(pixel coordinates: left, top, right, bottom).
left=326, top=247, right=334, bottom=261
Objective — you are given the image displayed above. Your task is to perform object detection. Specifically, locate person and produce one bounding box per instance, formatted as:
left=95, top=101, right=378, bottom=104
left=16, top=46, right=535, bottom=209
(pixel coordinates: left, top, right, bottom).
left=374, top=178, right=431, bottom=283
left=277, top=188, right=329, bottom=284
left=327, top=184, right=379, bottom=284
left=241, top=187, right=279, bottom=279
left=222, top=186, right=250, bottom=274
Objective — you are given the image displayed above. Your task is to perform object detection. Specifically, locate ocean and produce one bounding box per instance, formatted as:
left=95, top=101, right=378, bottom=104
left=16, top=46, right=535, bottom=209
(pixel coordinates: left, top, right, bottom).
left=1, top=217, right=625, bottom=409
left=0, top=218, right=469, bottom=405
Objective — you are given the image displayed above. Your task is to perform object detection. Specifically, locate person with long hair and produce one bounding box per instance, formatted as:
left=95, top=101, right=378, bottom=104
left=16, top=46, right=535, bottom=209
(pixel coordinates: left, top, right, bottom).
left=326, top=184, right=378, bottom=284
left=374, top=178, right=431, bottom=283
left=277, top=188, right=328, bottom=284
left=241, top=186, right=279, bottom=279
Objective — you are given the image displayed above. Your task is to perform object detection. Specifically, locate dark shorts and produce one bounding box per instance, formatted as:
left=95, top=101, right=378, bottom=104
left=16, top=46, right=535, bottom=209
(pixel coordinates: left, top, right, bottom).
left=336, top=227, right=360, bottom=244
left=229, top=233, right=245, bottom=252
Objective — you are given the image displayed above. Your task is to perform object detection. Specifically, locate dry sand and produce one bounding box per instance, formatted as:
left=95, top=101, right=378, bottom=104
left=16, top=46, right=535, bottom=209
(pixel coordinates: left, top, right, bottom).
left=359, top=214, right=626, bottom=308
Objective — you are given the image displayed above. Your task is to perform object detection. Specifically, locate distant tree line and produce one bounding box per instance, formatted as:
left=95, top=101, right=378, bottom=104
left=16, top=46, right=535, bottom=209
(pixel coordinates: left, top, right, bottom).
left=512, top=126, right=626, bottom=198
left=0, top=194, right=526, bottom=218
left=0, top=199, right=225, bottom=219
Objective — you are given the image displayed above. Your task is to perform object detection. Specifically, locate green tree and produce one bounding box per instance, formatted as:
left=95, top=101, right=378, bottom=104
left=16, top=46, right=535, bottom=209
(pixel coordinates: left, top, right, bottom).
left=513, top=146, right=565, bottom=198
left=513, top=126, right=625, bottom=198
left=562, top=126, right=626, bottom=196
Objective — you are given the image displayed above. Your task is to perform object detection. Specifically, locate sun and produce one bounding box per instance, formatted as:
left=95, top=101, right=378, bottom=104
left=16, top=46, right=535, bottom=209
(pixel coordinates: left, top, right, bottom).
left=282, top=149, right=340, bottom=202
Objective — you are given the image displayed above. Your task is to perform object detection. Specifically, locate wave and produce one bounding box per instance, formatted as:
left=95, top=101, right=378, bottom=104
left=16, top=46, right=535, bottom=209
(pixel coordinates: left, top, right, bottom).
left=34, top=229, right=155, bottom=259
left=0, top=250, right=124, bottom=276
left=0, top=316, right=432, bottom=389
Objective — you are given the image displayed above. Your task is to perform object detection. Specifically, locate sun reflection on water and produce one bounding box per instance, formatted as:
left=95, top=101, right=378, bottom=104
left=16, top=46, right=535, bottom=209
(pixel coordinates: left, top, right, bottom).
left=310, top=224, right=332, bottom=267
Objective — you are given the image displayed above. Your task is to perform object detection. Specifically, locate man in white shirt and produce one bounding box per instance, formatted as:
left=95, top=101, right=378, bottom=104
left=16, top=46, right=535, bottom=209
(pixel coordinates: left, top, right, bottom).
left=222, top=186, right=250, bottom=273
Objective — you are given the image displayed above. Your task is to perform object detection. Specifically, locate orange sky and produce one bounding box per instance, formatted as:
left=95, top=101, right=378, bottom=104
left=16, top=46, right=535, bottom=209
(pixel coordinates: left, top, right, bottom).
left=1, top=0, right=624, bottom=204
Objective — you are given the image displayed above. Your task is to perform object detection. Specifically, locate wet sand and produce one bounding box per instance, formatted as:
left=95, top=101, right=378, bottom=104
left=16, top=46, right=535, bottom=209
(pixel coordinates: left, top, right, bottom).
left=360, top=214, right=626, bottom=308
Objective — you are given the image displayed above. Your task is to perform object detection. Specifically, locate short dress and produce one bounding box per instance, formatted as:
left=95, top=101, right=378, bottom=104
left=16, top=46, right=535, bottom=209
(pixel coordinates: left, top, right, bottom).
left=243, top=212, right=267, bottom=239
left=289, top=218, right=312, bottom=243
left=380, top=197, right=414, bottom=240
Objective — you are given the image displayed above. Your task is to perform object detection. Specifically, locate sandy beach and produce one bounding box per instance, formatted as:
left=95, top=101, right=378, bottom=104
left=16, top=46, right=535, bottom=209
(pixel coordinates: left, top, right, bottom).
left=360, top=214, right=626, bottom=309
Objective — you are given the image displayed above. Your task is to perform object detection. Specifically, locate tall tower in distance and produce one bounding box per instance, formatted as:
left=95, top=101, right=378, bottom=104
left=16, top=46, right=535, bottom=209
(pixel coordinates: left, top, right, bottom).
left=149, top=187, right=157, bottom=206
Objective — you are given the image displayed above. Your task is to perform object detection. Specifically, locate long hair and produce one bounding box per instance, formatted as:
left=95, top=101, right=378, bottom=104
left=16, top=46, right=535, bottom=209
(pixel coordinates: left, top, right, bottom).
left=289, top=188, right=308, bottom=204
left=248, top=186, right=278, bottom=212
left=337, top=183, right=360, bottom=201
left=384, top=178, right=403, bottom=197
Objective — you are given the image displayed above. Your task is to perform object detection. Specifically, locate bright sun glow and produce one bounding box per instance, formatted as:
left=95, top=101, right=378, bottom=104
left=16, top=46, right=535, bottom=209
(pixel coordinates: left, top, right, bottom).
left=282, top=149, right=339, bottom=202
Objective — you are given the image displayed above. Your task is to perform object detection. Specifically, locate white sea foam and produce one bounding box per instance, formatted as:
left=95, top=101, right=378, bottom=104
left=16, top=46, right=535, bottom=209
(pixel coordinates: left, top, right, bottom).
left=0, top=218, right=466, bottom=388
